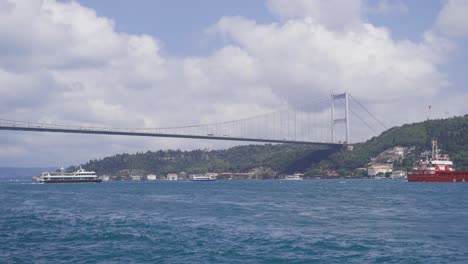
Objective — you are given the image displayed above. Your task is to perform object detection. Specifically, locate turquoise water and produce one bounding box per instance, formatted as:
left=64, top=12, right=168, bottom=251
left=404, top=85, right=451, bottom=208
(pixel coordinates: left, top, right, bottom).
left=1, top=180, right=468, bottom=263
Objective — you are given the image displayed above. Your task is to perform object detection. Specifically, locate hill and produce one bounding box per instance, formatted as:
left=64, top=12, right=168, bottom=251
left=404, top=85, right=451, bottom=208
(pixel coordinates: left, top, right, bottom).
left=327, top=114, right=468, bottom=173
left=77, top=115, right=468, bottom=177
left=77, top=144, right=338, bottom=178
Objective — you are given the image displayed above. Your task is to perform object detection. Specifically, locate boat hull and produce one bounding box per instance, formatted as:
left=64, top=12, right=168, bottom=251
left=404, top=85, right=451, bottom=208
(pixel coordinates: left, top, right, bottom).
left=41, top=179, right=103, bottom=184
left=408, top=171, right=468, bottom=182
left=191, top=179, right=216, bottom=182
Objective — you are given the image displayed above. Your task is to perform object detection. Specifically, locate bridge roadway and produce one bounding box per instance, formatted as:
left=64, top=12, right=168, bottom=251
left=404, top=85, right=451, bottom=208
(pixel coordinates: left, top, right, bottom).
left=0, top=124, right=343, bottom=148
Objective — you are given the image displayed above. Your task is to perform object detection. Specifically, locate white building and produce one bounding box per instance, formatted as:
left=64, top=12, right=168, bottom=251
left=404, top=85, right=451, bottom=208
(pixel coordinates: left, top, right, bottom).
left=392, top=147, right=406, bottom=156
left=391, top=170, right=407, bottom=179
left=130, top=175, right=141, bottom=181
left=167, top=173, right=178, bottom=181
left=146, top=174, right=157, bottom=181
left=367, top=165, right=393, bottom=177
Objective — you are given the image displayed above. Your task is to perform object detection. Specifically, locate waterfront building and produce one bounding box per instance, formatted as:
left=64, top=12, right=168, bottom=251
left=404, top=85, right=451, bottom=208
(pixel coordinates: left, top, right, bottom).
left=391, top=170, right=407, bottom=179
left=367, top=164, right=393, bottom=177
left=167, top=173, right=178, bottom=181
left=130, top=175, right=141, bottom=181
left=146, top=174, right=157, bottom=181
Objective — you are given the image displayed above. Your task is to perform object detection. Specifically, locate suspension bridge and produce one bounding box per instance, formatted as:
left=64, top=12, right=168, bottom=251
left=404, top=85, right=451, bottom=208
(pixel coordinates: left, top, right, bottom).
left=0, top=93, right=387, bottom=147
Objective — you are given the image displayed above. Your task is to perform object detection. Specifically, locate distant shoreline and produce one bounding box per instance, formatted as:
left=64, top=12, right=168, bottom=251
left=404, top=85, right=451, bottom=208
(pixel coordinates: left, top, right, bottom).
left=0, top=167, right=57, bottom=181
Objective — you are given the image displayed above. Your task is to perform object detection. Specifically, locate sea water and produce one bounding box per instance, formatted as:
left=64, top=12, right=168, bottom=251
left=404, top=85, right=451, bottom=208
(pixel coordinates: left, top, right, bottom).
left=1, top=180, right=467, bottom=263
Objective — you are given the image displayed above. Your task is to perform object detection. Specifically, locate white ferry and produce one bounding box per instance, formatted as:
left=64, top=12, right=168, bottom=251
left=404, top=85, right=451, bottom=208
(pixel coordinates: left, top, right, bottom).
left=191, top=174, right=217, bottom=181
left=36, top=167, right=102, bottom=183
left=284, top=173, right=304, bottom=180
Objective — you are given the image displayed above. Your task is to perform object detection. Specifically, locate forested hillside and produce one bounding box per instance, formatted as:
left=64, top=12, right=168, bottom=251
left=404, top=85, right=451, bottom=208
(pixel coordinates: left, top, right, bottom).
left=77, top=144, right=337, bottom=176
left=327, top=114, right=468, bottom=173
left=77, top=115, right=468, bottom=177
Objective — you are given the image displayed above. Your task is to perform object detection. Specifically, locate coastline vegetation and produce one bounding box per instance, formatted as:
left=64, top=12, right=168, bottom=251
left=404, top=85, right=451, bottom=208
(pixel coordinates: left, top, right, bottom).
left=73, top=115, right=468, bottom=178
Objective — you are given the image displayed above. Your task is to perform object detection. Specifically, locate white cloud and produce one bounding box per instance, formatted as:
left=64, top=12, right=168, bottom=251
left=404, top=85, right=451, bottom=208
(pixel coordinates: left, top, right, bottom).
left=435, top=0, right=468, bottom=38
left=214, top=0, right=464, bottom=130
left=0, top=0, right=465, bottom=166
left=0, top=0, right=14, bottom=14
left=0, top=0, right=283, bottom=166
left=216, top=16, right=446, bottom=103
left=266, top=0, right=363, bottom=30
left=0, top=0, right=122, bottom=71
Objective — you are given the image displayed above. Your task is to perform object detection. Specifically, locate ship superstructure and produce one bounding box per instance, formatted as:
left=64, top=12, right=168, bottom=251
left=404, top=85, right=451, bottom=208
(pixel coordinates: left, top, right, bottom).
left=36, top=167, right=102, bottom=183
left=408, top=141, right=468, bottom=182
left=191, top=174, right=217, bottom=181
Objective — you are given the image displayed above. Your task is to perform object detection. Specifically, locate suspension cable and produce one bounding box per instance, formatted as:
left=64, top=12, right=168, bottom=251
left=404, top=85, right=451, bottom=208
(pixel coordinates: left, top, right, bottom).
left=348, top=94, right=388, bottom=130
left=337, top=99, right=380, bottom=136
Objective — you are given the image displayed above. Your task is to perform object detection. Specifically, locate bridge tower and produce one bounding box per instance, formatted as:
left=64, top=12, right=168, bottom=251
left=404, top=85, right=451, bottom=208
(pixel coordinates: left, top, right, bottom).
left=331, top=92, right=350, bottom=144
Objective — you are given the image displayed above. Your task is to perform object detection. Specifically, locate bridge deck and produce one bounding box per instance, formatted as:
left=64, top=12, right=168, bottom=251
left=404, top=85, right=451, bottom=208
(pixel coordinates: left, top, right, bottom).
left=0, top=125, right=343, bottom=147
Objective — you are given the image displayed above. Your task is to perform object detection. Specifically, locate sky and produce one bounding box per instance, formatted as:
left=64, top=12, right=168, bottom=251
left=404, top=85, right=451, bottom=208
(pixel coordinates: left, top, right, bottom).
left=1, top=0, right=468, bottom=167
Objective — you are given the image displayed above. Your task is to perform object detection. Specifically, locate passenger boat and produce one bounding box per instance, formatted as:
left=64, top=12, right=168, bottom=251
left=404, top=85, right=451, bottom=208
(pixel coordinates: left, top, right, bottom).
left=36, top=167, right=102, bottom=183
left=191, top=174, right=217, bottom=181
left=408, top=140, right=468, bottom=182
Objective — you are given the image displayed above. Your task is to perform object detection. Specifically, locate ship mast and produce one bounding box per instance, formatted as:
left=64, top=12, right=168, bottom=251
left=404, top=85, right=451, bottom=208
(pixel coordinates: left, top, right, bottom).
left=431, top=140, right=440, bottom=160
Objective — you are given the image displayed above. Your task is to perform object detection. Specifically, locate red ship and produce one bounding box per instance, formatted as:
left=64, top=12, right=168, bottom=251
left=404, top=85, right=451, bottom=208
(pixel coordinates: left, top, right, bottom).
left=408, top=140, right=468, bottom=182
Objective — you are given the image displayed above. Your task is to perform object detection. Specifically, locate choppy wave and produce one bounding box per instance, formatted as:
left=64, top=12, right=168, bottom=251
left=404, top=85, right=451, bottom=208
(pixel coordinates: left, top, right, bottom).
left=1, top=180, right=468, bottom=263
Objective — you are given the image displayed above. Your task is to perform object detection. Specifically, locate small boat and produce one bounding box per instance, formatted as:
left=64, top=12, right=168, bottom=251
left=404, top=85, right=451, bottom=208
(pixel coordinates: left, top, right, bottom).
left=36, top=167, right=102, bottom=184
left=283, top=173, right=304, bottom=180
left=408, top=140, right=468, bottom=182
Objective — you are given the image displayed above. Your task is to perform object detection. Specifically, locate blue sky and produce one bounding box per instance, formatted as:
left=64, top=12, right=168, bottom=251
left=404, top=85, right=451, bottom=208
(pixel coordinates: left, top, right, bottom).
left=72, top=0, right=444, bottom=55
left=367, top=1, right=443, bottom=39
left=74, top=0, right=276, bottom=56
left=1, top=0, right=468, bottom=166
left=72, top=0, right=466, bottom=95
left=73, top=0, right=466, bottom=88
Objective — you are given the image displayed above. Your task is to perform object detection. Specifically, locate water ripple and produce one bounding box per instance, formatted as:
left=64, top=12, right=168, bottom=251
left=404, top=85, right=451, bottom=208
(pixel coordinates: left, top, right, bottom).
left=1, top=180, right=468, bottom=263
